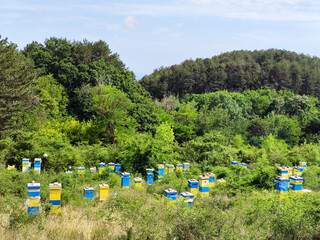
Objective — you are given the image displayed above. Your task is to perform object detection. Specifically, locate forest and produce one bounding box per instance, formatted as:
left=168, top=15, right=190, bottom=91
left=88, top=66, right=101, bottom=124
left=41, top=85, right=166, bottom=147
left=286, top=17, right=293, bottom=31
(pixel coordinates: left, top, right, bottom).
left=1, top=36, right=320, bottom=239
left=140, top=49, right=320, bottom=99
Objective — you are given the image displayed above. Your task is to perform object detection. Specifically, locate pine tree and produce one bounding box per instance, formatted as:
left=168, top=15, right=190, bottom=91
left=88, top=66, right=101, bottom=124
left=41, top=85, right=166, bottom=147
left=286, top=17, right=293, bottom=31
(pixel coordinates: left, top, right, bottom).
left=0, top=37, right=36, bottom=138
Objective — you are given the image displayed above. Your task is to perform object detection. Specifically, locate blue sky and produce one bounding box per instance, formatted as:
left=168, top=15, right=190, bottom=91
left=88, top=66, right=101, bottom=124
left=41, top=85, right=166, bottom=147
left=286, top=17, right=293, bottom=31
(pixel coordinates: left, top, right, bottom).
left=1, top=0, right=320, bottom=79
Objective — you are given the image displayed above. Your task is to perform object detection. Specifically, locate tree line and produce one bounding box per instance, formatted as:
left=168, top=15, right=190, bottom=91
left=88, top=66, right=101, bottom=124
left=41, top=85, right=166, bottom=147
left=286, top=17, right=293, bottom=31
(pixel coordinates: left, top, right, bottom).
left=2, top=36, right=320, bottom=174
left=140, top=49, right=320, bottom=99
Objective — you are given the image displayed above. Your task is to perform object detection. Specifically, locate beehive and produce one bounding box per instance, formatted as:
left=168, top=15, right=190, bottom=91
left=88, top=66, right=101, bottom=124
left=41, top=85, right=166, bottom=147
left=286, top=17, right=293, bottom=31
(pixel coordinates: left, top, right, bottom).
left=27, top=181, right=40, bottom=215
left=108, top=162, right=115, bottom=173
left=199, top=175, right=209, bottom=197
left=115, top=163, right=121, bottom=173
left=207, top=172, right=216, bottom=187
left=34, top=158, right=42, bottom=174
left=99, top=184, right=109, bottom=201
left=217, top=179, right=227, bottom=184
left=147, top=173, right=154, bottom=185
left=301, top=189, right=312, bottom=194
left=188, top=179, right=199, bottom=195
left=65, top=170, right=73, bottom=175
left=231, top=161, right=239, bottom=166
left=28, top=197, right=40, bottom=215
left=77, top=167, right=85, bottom=174
left=90, top=167, right=96, bottom=174
left=183, top=162, right=190, bottom=175
left=278, top=167, right=289, bottom=178
left=134, top=177, right=143, bottom=188
left=293, top=166, right=303, bottom=176
left=157, top=164, right=164, bottom=182
left=27, top=181, right=40, bottom=197
left=176, top=164, right=183, bottom=172
left=84, top=187, right=94, bottom=199
left=121, top=172, right=130, bottom=189
left=299, top=161, right=307, bottom=169
left=275, top=176, right=289, bottom=193
left=289, top=175, right=303, bottom=192
left=49, top=182, right=62, bottom=215
left=240, top=163, right=247, bottom=168
left=164, top=188, right=177, bottom=206
left=7, top=165, right=15, bottom=170
left=99, top=162, right=106, bottom=174
left=180, top=192, right=194, bottom=207
left=22, top=158, right=30, bottom=172
left=199, top=174, right=209, bottom=187
left=167, top=164, right=175, bottom=175
left=287, top=167, right=293, bottom=177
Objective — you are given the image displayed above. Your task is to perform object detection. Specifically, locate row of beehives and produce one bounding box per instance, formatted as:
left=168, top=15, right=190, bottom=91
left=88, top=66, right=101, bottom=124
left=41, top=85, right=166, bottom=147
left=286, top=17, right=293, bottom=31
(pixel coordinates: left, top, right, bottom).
left=70, top=162, right=191, bottom=177
left=26, top=170, right=228, bottom=215
left=7, top=158, right=43, bottom=173
left=275, top=161, right=311, bottom=194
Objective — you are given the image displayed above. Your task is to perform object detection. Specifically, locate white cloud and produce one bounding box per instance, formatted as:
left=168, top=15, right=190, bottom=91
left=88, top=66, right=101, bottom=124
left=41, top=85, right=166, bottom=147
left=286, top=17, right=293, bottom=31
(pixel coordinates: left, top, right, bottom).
left=123, top=16, right=138, bottom=29
left=80, top=0, right=320, bottom=22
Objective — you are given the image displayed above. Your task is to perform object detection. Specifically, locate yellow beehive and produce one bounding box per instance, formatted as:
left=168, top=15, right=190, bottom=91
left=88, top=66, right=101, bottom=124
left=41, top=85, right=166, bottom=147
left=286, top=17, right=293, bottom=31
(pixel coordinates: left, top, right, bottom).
left=49, top=183, right=62, bottom=201
left=199, top=174, right=209, bottom=187
left=176, top=164, right=183, bottom=172
left=50, top=205, right=61, bottom=215
left=207, top=172, right=216, bottom=188
left=199, top=192, right=209, bottom=197
left=28, top=197, right=40, bottom=207
left=99, top=184, right=109, bottom=201
left=217, top=179, right=227, bottom=184
left=134, top=177, right=143, bottom=188
left=7, top=165, right=15, bottom=170
left=49, top=182, right=62, bottom=215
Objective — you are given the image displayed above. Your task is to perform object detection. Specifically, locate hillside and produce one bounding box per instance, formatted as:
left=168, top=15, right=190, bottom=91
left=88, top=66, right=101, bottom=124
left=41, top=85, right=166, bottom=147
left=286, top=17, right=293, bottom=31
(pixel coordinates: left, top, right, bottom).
left=2, top=37, right=320, bottom=239
left=140, top=49, right=320, bottom=99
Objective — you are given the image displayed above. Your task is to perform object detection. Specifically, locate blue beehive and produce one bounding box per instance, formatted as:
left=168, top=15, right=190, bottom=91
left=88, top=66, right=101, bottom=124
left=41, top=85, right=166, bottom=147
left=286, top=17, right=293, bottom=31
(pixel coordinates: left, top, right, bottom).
left=157, top=164, right=164, bottom=182
left=231, top=161, right=239, bottom=166
left=293, top=166, right=303, bottom=176
left=27, top=182, right=40, bottom=197
left=99, top=162, right=106, bottom=174
left=121, top=172, right=130, bottom=189
left=180, top=192, right=194, bottom=207
left=34, top=158, right=42, bottom=174
left=240, top=163, right=247, bottom=168
left=188, top=179, right=199, bottom=195
left=115, top=163, right=121, bottom=173
left=84, top=187, right=94, bottom=199
left=278, top=167, right=289, bottom=178
left=275, top=176, right=289, bottom=192
left=207, top=172, right=216, bottom=187
left=27, top=181, right=40, bottom=215
left=299, top=161, right=307, bottom=169
left=164, top=188, right=177, bottom=206
left=147, top=173, right=154, bottom=185
left=77, top=167, right=85, bottom=174
left=28, top=206, right=40, bottom=215
left=289, top=175, right=303, bottom=191
left=183, top=162, right=190, bottom=175
left=22, top=158, right=30, bottom=172
left=108, top=162, right=115, bottom=173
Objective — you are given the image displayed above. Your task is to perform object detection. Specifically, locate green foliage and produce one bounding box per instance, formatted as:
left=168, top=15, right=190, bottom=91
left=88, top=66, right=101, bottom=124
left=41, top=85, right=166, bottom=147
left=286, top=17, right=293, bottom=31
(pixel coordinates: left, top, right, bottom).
left=0, top=37, right=36, bottom=138
left=140, top=49, right=320, bottom=100
left=173, top=102, right=198, bottom=143
left=91, top=84, right=133, bottom=144
left=33, top=74, right=68, bottom=118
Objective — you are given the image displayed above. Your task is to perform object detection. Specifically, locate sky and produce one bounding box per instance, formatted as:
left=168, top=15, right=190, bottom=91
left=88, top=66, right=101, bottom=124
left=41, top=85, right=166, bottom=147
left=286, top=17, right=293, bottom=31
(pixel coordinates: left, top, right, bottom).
left=1, top=0, right=320, bottom=80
